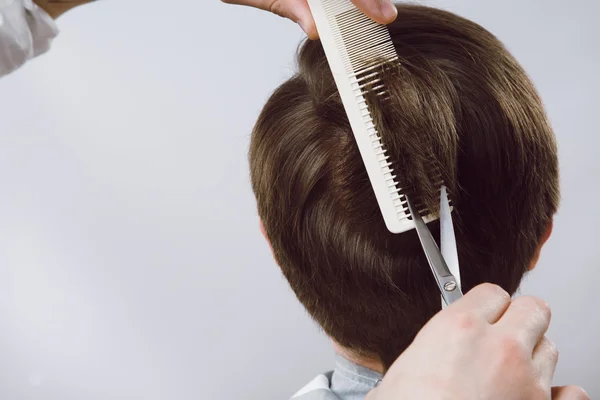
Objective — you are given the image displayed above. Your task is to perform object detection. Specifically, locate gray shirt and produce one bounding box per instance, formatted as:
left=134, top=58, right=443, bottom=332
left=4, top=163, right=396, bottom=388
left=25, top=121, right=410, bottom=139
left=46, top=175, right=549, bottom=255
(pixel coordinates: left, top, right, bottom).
left=291, top=355, right=382, bottom=400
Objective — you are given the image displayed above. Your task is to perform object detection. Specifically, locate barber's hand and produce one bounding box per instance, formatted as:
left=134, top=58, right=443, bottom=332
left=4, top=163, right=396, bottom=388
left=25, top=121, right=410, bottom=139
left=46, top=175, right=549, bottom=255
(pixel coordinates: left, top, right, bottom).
left=367, top=284, right=589, bottom=400
left=33, top=0, right=95, bottom=19
left=220, top=0, right=398, bottom=39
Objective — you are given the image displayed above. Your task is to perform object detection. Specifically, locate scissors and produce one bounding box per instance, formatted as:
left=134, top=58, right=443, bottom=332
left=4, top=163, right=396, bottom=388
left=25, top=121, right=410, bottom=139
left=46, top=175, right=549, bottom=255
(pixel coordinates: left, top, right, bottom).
left=405, top=186, right=463, bottom=306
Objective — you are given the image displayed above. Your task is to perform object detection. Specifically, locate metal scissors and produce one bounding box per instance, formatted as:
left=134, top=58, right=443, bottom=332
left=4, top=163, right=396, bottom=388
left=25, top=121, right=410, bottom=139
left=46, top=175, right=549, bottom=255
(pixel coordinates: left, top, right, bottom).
left=405, top=186, right=463, bottom=306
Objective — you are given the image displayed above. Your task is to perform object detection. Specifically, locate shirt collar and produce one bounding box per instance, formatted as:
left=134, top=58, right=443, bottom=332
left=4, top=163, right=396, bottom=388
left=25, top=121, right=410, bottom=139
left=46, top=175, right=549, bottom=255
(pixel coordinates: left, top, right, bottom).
left=330, top=354, right=382, bottom=400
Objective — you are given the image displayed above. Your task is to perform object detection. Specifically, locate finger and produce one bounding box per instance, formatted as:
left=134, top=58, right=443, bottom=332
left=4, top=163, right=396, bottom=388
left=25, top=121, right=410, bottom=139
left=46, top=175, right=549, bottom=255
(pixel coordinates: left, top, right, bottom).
left=220, top=0, right=270, bottom=9
left=532, top=337, right=559, bottom=388
left=221, top=0, right=319, bottom=39
left=268, top=0, right=319, bottom=39
left=496, top=296, right=552, bottom=352
left=365, top=387, right=379, bottom=400
left=552, top=386, right=590, bottom=400
left=446, top=283, right=511, bottom=323
left=293, top=0, right=318, bottom=39
left=351, top=0, right=398, bottom=25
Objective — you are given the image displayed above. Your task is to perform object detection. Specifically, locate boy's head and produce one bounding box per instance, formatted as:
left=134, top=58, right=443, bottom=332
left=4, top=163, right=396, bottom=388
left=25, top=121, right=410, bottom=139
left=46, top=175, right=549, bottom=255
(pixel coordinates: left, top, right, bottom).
left=249, top=4, right=559, bottom=369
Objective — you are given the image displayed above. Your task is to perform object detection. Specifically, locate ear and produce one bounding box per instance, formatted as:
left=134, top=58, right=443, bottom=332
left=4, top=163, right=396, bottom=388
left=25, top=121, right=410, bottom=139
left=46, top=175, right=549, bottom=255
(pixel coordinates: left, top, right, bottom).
left=529, top=220, right=554, bottom=271
left=541, top=219, right=554, bottom=245
left=259, top=219, right=268, bottom=240
left=259, top=219, right=275, bottom=255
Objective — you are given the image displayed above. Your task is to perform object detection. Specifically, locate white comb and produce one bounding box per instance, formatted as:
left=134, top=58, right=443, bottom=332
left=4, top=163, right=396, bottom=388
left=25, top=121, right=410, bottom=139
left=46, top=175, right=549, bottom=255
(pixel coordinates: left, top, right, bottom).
left=306, top=0, right=463, bottom=304
left=306, top=0, right=439, bottom=234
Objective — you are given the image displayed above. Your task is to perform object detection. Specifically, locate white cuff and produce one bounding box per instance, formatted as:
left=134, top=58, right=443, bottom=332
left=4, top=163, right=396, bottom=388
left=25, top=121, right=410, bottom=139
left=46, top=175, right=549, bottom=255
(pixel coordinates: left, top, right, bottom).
left=0, top=0, right=60, bottom=78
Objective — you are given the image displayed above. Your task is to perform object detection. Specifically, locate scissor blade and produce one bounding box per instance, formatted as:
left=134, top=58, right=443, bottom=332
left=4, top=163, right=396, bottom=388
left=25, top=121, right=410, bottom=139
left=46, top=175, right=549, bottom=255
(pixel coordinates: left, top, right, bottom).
left=405, top=194, right=463, bottom=305
left=440, top=186, right=460, bottom=287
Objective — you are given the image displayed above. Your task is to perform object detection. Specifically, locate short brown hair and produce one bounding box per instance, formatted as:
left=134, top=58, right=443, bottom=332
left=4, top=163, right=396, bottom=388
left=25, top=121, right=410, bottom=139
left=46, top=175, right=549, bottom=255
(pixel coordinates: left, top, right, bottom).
left=249, top=4, right=559, bottom=369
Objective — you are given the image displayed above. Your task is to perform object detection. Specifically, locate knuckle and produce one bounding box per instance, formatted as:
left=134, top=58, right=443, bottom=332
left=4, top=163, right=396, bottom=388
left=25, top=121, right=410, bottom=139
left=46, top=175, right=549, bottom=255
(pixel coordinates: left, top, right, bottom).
left=433, top=311, right=483, bottom=346
left=517, top=296, right=552, bottom=321
left=269, top=0, right=286, bottom=17
left=535, top=298, right=552, bottom=319
left=546, top=339, right=559, bottom=363
left=553, top=386, right=591, bottom=400
left=452, top=312, right=479, bottom=332
left=552, top=386, right=589, bottom=400
left=478, top=283, right=510, bottom=303
left=568, top=386, right=590, bottom=400
left=499, top=335, right=527, bottom=362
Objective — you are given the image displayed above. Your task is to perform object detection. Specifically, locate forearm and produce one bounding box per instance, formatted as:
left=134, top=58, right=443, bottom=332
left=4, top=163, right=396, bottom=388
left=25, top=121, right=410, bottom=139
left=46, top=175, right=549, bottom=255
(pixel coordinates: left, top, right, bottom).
left=33, top=0, right=95, bottom=19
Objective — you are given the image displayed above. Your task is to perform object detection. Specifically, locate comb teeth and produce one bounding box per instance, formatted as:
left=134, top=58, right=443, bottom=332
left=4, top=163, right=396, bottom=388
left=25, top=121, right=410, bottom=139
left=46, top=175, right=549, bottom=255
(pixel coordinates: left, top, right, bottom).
left=397, top=171, right=450, bottom=221
left=332, top=7, right=398, bottom=72
left=307, top=0, right=447, bottom=233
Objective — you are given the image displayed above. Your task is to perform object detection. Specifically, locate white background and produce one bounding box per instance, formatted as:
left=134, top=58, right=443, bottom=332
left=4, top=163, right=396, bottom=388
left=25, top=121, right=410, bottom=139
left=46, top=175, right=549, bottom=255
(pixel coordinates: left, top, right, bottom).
left=0, top=0, right=597, bottom=399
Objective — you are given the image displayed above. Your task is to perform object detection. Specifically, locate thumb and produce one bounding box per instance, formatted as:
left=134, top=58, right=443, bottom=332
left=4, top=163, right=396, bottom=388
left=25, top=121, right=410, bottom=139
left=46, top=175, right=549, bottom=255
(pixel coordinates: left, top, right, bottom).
left=551, top=386, right=589, bottom=400
left=270, top=0, right=318, bottom=39
left=294, top=1, right=318, bottom=39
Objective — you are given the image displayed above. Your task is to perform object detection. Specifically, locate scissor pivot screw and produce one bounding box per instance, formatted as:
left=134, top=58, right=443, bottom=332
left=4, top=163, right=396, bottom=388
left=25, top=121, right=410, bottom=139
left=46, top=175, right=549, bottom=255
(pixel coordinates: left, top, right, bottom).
left=444, top=281, right=457, bottom=292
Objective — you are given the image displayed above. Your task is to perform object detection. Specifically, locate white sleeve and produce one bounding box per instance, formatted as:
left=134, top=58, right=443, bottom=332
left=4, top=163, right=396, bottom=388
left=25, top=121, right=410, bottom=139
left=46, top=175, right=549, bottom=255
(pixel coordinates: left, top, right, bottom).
left=0, top=0, right=59, bottom=78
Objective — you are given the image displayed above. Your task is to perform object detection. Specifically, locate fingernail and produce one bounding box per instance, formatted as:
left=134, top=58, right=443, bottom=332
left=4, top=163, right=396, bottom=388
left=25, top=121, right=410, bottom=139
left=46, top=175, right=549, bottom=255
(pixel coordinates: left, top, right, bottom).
left=380, top=0, right=398, bottom=23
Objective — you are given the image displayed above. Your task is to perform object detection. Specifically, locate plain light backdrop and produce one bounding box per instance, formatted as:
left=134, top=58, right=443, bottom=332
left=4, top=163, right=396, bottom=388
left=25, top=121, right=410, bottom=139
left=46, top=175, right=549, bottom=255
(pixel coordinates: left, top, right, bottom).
left=0, top=0, right=597, bottom=399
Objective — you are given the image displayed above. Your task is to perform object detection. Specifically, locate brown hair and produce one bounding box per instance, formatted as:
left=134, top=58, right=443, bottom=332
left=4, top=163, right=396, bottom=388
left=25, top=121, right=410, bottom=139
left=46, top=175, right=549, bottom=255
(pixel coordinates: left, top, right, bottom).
left=249, top=4, right=559, bottom=369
